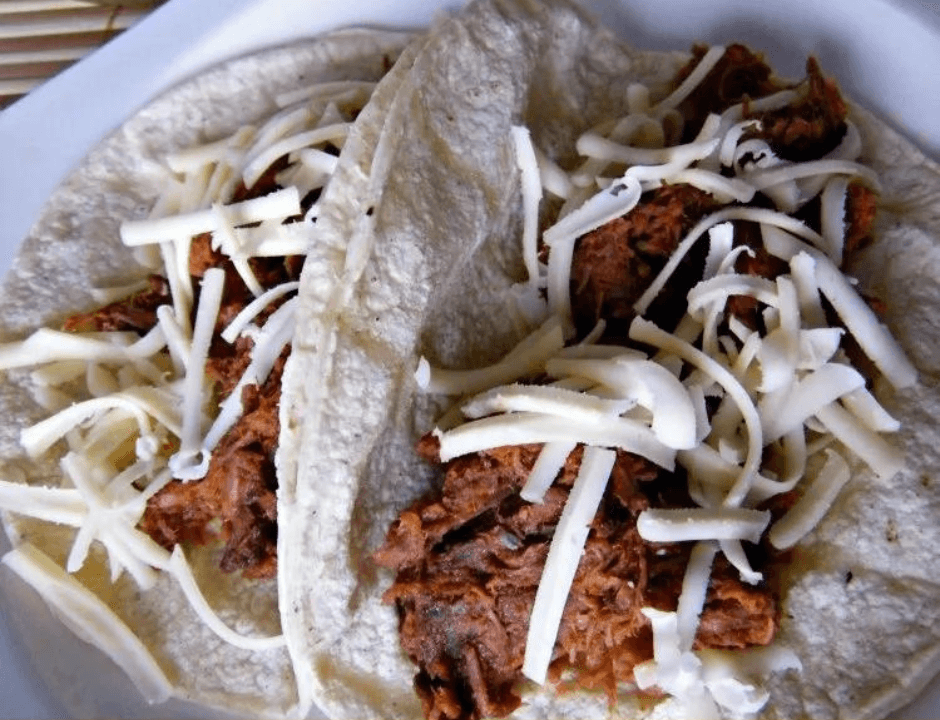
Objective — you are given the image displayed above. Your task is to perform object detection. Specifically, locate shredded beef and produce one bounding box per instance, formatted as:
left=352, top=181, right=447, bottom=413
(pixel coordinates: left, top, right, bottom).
left=140, top=349, right=287, bottom=580
left=138, top=230, right=298, bottom=577
left=62, top=275, right=171, bottom=333
left=131, top=185, right=302, bottom=577
left=376, top=447, right=778, bottom=720
left=674, top=44, right=780, bottom=141
left=748, top=56, right=848, bottom=161
left=56, top=131, right=310, bottom=580
left=674, top=45, right=848, bottom=161
left=845, top=182, right=877, bottom=255
left=141, top=222, right=298, bottom=577
left=206, top=335, right=256, bottom=399
left=137, top=478, right=219, bottom=550
left=570, top=184, right=720, bottom=335
left=188, top=231, right=222, bottom=278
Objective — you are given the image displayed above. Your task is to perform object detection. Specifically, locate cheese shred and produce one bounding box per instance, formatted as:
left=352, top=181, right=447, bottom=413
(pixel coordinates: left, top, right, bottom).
left=522, top=447, right=617, bottom=684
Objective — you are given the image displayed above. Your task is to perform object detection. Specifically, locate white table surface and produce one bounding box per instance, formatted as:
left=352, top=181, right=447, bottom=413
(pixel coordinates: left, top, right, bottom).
left=1, top=0, right=939, bottom=717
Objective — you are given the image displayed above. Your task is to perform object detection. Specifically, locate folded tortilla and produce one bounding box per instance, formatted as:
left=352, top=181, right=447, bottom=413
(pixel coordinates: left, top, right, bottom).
left=0, top=28, right=415, bottom=718
left=282, top=1, right=940, bottom=718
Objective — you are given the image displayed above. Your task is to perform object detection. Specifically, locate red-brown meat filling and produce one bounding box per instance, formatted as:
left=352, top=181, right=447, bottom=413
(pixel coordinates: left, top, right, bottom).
left=570, top=184, right=720, bottom=335
left=747, top=57, right=848, bottom=161
left=673, top=45, right=848, bottom=160
left=673, top=44, right=780, bottom=141
left=63, top=172, right=303, bottom=579
left=139, top=241, right=300, bottom=578
left=62, top=275, right=172, bottom=333
left=139, top=349, right=287, bottom=580
left=376, top=447, right=778, bottom=720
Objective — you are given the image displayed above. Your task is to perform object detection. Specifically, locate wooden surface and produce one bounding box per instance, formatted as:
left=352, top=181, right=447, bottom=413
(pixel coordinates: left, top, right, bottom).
left=0, top=0, right=165, bottom=108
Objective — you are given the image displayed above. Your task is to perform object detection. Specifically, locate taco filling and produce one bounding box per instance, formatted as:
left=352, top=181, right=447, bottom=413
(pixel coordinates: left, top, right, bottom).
left=133, top=183, right=306, bottom=581
left=62, top=165, right=307, bottom=580
left=374, top=44, right=910, bottom=720
left=0, top=32, right=416, bottom=710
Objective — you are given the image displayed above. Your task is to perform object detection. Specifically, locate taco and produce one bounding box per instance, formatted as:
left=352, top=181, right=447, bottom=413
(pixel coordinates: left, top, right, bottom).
left=0, top=27, right=422, bottom=718
left=281, top=0, right=940, bottom=718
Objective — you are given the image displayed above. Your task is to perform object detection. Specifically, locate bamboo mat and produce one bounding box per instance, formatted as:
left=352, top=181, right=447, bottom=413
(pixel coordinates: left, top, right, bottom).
left=0, top=0, right=166, bottom=109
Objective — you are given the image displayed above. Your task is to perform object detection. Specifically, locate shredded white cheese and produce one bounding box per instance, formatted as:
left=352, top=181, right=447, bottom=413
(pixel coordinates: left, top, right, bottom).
left=241, top=123, right=350, bottom=189
left=461, top=383, right=634, bottom=422
left=637, top=507, right=771, bottom=543
left=0, top=329, right=143, bottom=370
left=274, top=78, right=376, bottom=109
left=762, top=225, right=917, bottom=388
left=629, top=318, right=763, bottom=507
left=666, top=168, right=756, bottom=203
left=511, top=125, right=544, bottom=288
left=533, top=144, right=573, bottom=199
left=841, top=387, right=900, bottom=433
left=520, top=441, right=578, bottom=503
left=120, top=187, right=301, bottom=246
left=419, top=316, right=565, bottom=395
left=676, top=541, right=718, bottom=650
left=0, top=481, right=85, bottom=526
left=21, top=389, right=182, bottom=459
left=435, top=412, right=675, bottom=469
left=759, top=362, right=865, bottom=443
left=522, top=446, right=616, bottom=685
left=815, top=401, right=904, bottom=480
left=168, top=267, right=225, bottom=480
left=221, top=280, right=300, bottom=344
left=719, top=539, right=764, bottom=585
left=744, top=159, right=878, bottom=193
left=719, top=119, right=761, bottom=167
left=789, top=251, right=828, bottom=328
left=820, top=176, right=849, bottom=263
left=211, top=203, right=264, bottom=297
left=166, top=547, right=286, bottom=651
left=769, top=449, right=851, bottom=549
left=543, top=356, right=697, bottom=450
left=576, top=133, right=720, bottom=168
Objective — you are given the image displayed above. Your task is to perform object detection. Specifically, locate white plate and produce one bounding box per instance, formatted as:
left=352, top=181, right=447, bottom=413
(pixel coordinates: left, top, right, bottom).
left=1, top=0, right=939, bottom=717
